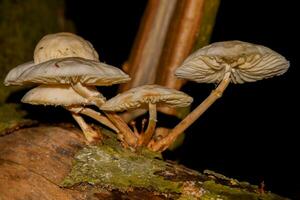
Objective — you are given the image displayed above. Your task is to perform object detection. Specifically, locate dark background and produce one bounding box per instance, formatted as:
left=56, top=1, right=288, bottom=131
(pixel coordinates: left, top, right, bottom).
left=64, top=0, right=299, bottom=199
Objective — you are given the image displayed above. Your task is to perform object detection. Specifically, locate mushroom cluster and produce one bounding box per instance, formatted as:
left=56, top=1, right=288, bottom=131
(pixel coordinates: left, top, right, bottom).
left=4, top=32, right=129, bottom=143
left=4, top=35, right=289, bottom=152
left=3, top=32, right=193, bottom=149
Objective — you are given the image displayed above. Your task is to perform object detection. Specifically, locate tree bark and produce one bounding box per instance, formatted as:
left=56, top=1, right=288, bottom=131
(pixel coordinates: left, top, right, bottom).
left=0, top=125, right=289, bottom=200
left=119, top=0, right=177, bottom=92
left=156, top=0, right=220, bottom=117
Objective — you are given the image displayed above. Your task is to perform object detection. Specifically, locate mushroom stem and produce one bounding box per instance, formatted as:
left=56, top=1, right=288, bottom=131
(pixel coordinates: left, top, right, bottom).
left=105, top=112, right=138, bottom=147
left=138, top=103, right=157, bottom=146
left=71, top=82, right=105, bottom=105
left=69, top=107, right=119, bottom=133
left=71, top=113, right=101, bottom=143
left=130, top=121, right=140, bottom=138
left=141, top=118, right=148, bottom=134
left=71, top=83, right=137, bottom=148
left=151, top=72, right=231, bottom=152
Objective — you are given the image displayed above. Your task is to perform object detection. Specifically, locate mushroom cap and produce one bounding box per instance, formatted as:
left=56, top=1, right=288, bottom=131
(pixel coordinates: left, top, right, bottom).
left=5, top=57, right=130, bottom=86
left=4, top=32, right=129, bottom=87
left=4, top=61, right=35, bottom=86
left=175, top=40, right=290, bottom=84
left=100, top=84, right=193, bottom=112
left=21, top=85, right=105, bottom=106
left=34, top=32, right=99, bottom=64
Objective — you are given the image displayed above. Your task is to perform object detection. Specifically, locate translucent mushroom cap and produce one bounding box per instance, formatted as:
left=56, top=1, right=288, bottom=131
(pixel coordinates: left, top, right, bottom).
left=4, top=61, right=35, bottom=86
left=100, top=84, right=193, bottom=112
left=8, top=57, right=130, bottom=86
left=21, top=85, right=105, bottom=106
left=175, top=40, right=290, bottom=84
left=34, top=32, right=99, bottom=64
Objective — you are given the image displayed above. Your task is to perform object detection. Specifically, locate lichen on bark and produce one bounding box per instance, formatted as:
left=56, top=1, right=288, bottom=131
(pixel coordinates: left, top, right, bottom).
left=62, top=129, right=289, bottom=200
left=61, top=130, right=182, bottom=194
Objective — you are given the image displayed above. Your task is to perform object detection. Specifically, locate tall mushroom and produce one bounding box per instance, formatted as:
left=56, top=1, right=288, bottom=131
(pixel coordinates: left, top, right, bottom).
left=21, top=85, right=118, bottom=142
left=151, top=40, right=290, bottom=151
left=101, top=84, right=193, bottom=147
left=4, top=32, right=132, bottom=143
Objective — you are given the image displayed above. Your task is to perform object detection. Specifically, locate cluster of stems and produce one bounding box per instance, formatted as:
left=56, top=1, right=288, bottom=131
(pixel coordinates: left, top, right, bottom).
left=70, top=71, right=231, bottom=152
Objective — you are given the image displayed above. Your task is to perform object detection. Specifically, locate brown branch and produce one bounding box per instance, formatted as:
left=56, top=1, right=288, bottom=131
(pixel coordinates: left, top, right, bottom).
left=0, top=126, right=288, bottom=200
left=119, top=0, right=177, bottom=92
left=156, top=0, right=220, bottom=117
left=155, top=0, right=206, bottom=90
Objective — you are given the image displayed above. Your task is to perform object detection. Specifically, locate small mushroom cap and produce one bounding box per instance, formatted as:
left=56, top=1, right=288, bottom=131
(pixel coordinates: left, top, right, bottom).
left=175, top=40, right=289, bottom=84
left=34, top=32, right=99, bottom=64
left=4, top=61, right=34, bottom=86
left=100, top=84, right=193, bottom=112
left=6, top=57, right=130, bottom=86
left=21, top=85, right=105, bottom=106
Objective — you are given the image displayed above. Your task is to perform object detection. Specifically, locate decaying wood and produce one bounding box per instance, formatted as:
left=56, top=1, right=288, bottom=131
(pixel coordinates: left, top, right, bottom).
left=0, top=126, right=86, bottom=200
left=0, top=125, right=289, bottom=200
left=119, top=0, right=177, bottom=92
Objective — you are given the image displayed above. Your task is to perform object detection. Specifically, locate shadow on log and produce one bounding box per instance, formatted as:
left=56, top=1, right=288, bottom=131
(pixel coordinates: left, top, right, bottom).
left=0, top=125, right=289, bottom=200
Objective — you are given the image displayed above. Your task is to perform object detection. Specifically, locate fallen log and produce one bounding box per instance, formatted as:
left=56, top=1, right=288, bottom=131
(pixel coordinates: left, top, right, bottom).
left=0, top=125, right=289, bottom=200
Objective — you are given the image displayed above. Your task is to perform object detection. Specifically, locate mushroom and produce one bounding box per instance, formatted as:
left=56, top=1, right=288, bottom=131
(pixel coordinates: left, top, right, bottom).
left=33, top=32, right=99, bottom=63
left=10, top=57, right=135, bottom=146
left=21, top=85, right=118, bottom=142
left=151, top=40, right=290, bottom=151
left=101, top=84, right=193, bottom=146
left=4, top=32, right=132, bottom=144
left=5, top=32, right=99, bottom=86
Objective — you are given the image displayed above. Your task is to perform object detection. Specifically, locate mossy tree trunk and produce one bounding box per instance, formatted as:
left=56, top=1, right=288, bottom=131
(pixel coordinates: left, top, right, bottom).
left=0, top=1, right=291, bottom=199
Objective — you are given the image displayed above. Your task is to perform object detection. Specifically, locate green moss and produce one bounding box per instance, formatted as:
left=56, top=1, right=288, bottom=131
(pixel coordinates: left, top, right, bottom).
left=201, top=180, right=289, bottom=200
left=62, top=130, right=182, bottom=193
left=178, top=194, right=199, bottom=200
left=62, top=130, right=289, bottom=199
left=0, top=103, right=33, bottom=135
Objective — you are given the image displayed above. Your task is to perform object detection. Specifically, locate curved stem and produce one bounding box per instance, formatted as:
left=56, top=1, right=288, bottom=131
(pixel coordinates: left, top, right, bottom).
left=70, top=113, right=101, bottom=143
left=138, top=103, right=157, bottom=146
left=151, top=73, right=231, bottom=152
left=68, top=107, right=119, bottom=133
left=71, top=82, right=105, bottom=105
left=148, top=127, right=170, bottom=148
left=130, top=121, right=140, bottom=138
left=71, top=83, right=137, bottom=148
left=105, top=112, right=138, bottom=147
left=141, top=118, right=148, bottom=134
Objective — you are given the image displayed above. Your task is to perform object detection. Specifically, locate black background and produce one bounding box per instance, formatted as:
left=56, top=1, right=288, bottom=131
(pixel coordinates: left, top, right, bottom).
left=63, top=0, right=299, bottom=199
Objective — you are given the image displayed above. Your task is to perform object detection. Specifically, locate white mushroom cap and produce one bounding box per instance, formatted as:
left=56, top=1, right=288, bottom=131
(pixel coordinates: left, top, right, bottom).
left=101, top=84, right=193, bottom=112
left=21, top=85, right=105, bottom=106
left=175, top=40, right=290, bottom=84
left=4, top=61, right=35, bottom=86
left=34, top=32, right=99, bottom=64
left=4, top=32, right=130, bottom=87
left=6, top=57, right=130, bottom=86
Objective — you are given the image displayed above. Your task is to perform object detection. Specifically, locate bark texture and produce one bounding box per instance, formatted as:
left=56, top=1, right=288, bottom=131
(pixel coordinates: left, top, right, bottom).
left=0, top=125, right=289, bottom=200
